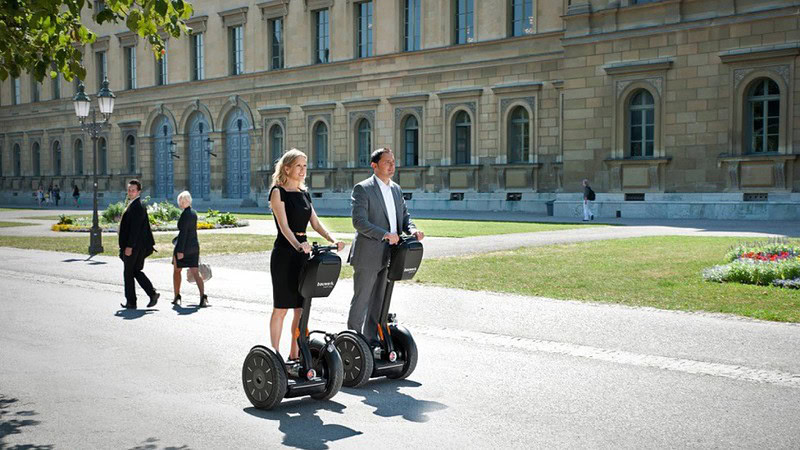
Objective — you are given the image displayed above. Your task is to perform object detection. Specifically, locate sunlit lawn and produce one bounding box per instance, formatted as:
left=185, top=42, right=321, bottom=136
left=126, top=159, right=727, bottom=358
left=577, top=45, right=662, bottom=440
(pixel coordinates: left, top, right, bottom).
left=414, top=236, right=800, bottom=323
left=0, top=221, right=36, bottom=228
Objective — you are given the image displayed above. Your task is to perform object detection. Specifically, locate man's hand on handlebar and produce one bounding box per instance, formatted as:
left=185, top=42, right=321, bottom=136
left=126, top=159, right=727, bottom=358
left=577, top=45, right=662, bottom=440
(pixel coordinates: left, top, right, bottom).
left=413, top=230, right=425, bottom=241
left=383, top=233, right=400, bottom=245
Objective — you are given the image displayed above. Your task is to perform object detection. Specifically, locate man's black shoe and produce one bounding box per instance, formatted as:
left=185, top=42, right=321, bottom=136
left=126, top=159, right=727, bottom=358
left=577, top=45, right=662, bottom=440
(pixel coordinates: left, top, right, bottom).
left=147, top=292, right=160, bottom=308
left=120, top=303, right=136, bottom=309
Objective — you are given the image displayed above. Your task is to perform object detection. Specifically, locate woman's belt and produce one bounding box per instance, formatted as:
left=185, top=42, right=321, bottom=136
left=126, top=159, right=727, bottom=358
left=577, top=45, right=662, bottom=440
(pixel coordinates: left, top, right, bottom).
left=294, top=232, right=306, bottom=236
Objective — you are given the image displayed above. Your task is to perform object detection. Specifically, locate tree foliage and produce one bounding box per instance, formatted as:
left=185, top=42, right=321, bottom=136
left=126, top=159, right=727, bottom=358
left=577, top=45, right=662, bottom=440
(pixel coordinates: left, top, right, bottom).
left=0, top=0, right=193, bottom=82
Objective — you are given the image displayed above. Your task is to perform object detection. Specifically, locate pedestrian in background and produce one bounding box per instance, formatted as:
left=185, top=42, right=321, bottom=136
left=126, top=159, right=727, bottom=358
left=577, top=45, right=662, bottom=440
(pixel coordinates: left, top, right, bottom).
left=582, top=179, right=595, bottom=222
left=72, top=185, right=80, bottom=207
left=119, top=179, right=159, bottom=310
left=53, top=185, right=61, bottom=207
left=36, top=187, right=44, bottom=207
left=171, top=191, right=207, bottom=307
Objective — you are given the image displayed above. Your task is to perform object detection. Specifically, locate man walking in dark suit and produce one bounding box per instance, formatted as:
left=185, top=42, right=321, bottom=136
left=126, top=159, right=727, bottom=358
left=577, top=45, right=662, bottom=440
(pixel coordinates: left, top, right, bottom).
left=348, top=148, right=424, bottom=351
left=119, top=179, right=159, bottom=309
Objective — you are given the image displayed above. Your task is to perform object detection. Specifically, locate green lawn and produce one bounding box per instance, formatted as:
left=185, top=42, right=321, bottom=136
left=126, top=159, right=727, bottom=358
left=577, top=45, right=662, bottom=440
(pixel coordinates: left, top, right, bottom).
left=414, top=236, right=800, bottom=323
left=30, top=211, right=605, bottom=238
left=0, top=234, right=278, bottom=258
left=219, top=213, right=604, bottom=238
left=0, top=221, right=36, bottom=228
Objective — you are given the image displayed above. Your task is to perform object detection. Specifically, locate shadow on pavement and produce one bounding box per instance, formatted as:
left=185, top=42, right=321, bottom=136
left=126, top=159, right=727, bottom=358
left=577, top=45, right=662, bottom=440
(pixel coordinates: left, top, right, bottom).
left=0, top=395, right=53, bottom=449
left=244, top=400, right=362, bottom=449
left=114, top=309, right=157, bottom=320
left=61, top=258, right=108, bottom=265
left=128, top=437, right=189, bottom=450
left=172, top=304, right=200, bottom=316
left=342, top=379, right=447, bottom=423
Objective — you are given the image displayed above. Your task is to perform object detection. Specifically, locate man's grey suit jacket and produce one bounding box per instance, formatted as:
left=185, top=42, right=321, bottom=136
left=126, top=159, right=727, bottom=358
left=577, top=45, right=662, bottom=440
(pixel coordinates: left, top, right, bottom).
left=348, top=174, right=416, bottom=268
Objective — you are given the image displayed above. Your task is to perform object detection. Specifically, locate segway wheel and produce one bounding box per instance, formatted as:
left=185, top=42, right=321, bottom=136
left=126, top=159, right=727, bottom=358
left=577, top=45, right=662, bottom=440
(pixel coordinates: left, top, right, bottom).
left=242, top=346, right=287, bottom=410
left=309, top=338, right=344, bottom=400
left=335, top=333, right=373, bottom=388
left=387, top=325, right=418, bottom=380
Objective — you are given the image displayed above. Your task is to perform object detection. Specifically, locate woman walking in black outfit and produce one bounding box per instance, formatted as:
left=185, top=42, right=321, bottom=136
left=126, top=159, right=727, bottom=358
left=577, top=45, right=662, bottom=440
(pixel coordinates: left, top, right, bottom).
left=269, top=149, right=343, bottom=362
left=172, top=190, right=207, bottom=307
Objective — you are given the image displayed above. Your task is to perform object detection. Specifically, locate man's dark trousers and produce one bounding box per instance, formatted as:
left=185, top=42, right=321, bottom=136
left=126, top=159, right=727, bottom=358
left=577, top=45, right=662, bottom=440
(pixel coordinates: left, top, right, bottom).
left=123, top=249, right=155, bottom=307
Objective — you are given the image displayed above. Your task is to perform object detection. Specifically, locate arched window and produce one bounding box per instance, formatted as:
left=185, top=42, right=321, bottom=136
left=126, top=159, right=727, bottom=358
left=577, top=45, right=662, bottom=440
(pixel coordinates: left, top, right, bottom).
left=746, top=78, right=780, bottom=153
left=98, top=137, right=107, bottom=175
left=53, top=141, right=62, bottom=175
left=126, top=135, right=136, bottom=173
left=508, top=106, right=529, bottom=163
left=269, top=124, right=283, bottom=166
left=453, top=111, right=471, bottom=164
left=402, top=115, right=419, bottom=166
left=32, top=142, right=41, bottom=176
left=13, top=144, right=22, bottom=176
left=74, top=139, right=84, bottom=175
left=628, top=90, right=654, bottom=157
left=314, top=122, right=328, bottom=168
left=357, top=119, right=371, bottom=167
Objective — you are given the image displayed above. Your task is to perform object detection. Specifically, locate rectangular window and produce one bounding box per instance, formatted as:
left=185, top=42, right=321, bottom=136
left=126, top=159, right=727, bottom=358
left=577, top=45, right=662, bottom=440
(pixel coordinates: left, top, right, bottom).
left=315, top=9, right=330, bottom=64
left=31, top=78, right=40, bottom=102
left=13, top=78, right=21, bottom=105
left=455, top=0, right=474, bottom=44
left=404, top=0, right=421, bottom=52
left=52, top=72, right=60, bottom=99
left=356, top=2, right=373, bottom=58
left=156, top=45, right=168, bottom=86
left=191, top=33, right=204, bottom=81
left=230, top=26, right=244, bottom=75
left=269, top=18, right=284, bottom=70
left=125, top=46, right=136, bottom=90
left=511, top=0, right=534, bottom=36
left=95, top=51, right=107, bottom=87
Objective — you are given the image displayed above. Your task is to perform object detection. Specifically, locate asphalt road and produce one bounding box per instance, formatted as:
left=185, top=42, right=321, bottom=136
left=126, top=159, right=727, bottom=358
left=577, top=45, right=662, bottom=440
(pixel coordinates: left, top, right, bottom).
left=1, top=248, right=799, bottom=449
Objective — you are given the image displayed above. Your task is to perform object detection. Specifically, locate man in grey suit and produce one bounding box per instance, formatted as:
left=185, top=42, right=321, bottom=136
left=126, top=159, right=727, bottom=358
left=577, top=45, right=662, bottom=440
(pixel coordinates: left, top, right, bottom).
left=348, top=148, right=424, bottom=349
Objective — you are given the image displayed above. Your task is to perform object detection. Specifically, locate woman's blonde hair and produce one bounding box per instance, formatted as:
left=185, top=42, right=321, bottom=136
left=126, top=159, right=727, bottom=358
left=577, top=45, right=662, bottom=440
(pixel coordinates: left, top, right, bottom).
left=271, top=148, right=307, bottom=189
left=177, top=190, right=192, bottom=208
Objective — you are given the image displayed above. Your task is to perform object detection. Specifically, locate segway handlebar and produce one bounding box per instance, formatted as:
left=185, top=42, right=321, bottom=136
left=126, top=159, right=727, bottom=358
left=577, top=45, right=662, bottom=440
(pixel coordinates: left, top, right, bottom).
left=311, top=242, right=339, bottom=255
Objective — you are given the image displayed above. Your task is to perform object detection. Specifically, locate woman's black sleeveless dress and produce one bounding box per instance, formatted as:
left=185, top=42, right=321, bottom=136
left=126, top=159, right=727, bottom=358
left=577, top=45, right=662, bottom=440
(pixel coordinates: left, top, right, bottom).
left=270, top=185, right=312, bottom=309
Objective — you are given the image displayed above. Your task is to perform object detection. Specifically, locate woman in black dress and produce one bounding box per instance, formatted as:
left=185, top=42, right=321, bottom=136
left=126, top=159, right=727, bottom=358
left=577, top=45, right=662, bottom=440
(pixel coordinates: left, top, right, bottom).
left=172, top=190, right=207, bottom=307
left=270, top=149, right=343, bottom=361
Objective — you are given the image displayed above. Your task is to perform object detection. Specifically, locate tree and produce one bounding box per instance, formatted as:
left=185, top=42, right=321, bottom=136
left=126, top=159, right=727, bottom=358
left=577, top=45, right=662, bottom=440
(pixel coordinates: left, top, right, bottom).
left=0, top=0, right=193, bottom=82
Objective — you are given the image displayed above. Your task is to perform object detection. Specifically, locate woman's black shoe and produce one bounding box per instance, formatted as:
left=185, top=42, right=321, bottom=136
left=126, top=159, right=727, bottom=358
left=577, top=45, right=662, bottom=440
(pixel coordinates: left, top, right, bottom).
left=199, top=295, right=209, bottom=308
left=172, top=294, right=181, bottom=306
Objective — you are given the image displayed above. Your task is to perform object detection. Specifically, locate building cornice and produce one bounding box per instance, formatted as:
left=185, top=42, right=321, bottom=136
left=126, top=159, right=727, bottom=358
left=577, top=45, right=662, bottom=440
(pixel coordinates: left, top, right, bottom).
left=218, top=7, right=249, bottom=27
left=719, top=43, right=800, bottom=64
left=604, top=59, right=673, bottom=76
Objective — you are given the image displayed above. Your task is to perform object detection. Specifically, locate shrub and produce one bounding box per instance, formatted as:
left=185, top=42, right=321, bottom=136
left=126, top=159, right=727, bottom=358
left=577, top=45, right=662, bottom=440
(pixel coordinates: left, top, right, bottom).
left=57, top=214, right=74, bottom=225
left=197, top=221, right=214, bottom=229
left=147, top=200, right=181, bottom=223
left=218, top=212, right=237, bottom=226
left=52, top=224, right=74, bottom=232
left=102, top=201, right=126, bottom=223
left=206, top=209, right=220, bottom=218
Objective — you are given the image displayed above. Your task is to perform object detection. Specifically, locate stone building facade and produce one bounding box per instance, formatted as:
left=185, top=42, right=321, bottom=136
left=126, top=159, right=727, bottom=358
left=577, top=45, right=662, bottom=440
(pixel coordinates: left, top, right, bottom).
left=0, top=0, right=798, bottom=219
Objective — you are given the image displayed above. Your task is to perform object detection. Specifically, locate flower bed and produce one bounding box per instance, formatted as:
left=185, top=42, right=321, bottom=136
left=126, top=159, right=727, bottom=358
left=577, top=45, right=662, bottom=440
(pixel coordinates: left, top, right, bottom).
left=52, top=203, right=248, bottom=233
left=703, top=239, right=800, bottom=288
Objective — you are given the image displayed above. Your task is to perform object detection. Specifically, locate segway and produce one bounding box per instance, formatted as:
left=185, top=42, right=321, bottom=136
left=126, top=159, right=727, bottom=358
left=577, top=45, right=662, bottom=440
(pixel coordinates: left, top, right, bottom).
left=242, top=244, right=344, bottom=409
left=335, top=235, right=423, bottom=387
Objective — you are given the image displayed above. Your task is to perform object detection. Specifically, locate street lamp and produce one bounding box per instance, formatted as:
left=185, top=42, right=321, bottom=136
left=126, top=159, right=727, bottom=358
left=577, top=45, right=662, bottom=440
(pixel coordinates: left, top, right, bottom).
left=73, top=78, right=115, bottom=256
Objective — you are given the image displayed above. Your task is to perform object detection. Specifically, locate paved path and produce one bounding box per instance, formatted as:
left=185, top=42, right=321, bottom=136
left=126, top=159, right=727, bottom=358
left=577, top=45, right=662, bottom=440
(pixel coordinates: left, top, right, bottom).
left=1, top=247, right=799, bottom=448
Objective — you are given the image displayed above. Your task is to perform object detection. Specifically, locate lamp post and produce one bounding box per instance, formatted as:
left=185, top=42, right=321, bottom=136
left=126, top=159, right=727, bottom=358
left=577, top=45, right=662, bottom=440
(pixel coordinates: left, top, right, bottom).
left=73, top=78, right=115, bottom=256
